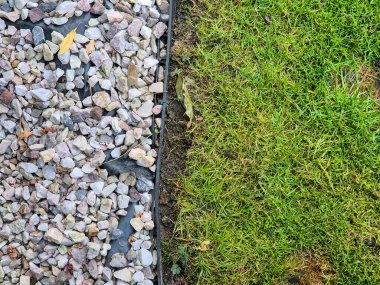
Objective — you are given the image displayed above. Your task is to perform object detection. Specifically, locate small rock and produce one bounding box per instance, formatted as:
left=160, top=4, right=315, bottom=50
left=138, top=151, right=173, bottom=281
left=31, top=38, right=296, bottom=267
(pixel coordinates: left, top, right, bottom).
left=129, top=148, right=146, bottom=160
left=32, top=26, right=45, bottom=45
left=73, top=135, right=88, bottom=151
left=70, top=55, right=81, bottom=69
left=107, top=10, right=123, bottom=23
left=19, top=162, right=38, bottom=173
left=19, top=275, right=30, bottom=285
left=69, top=231, right=86, bottom=243
left=40, top=148, right=56, bottom=163
left=15, top=0, right=28, bottom=10
left=29, top=8, right=44, bottom=23
left=136, top=101, right=154, bottom=117
left=77, top=0, right=91, bottom=11
left=0, top=89, right=13, bottom=105
left=31, top=88, right=53, bottom=101
left=92, top=91, right=111, bottom=108
left=85, top=27, right=102, bottom=40
left=130, top=218, right=144, bottom=231
left=42, top=165, right=56, bottom=180
left=70, top=167, right=84, bottom=178
left=90, top=106, right=103, bottom=120
left=39, top=2, right=57, bottom=12
left=114, top=268, right=132, bottom=282
left=61, top=157, right=75, bottom=169
left=87, top=259, right=98, bottom=278
left=100, top=198, right=112, bottom=213
left=87, top=242, right=101, bottom=259
left=56, top=1, right=77, bottom=15
left=45, top=228, right=63, bottom=244
left=149, top=82, right=164, bottom=93
left=110, top=253, right=127, bottom=268
left=9, top=219, right=26, bottom=234
left=128, top=18, right=143, bottom=37
left=139, top=248, right=153, bottom=266
left=153, top=22, right=167, bottom=38
left=117, top=195, right=130, bottom=208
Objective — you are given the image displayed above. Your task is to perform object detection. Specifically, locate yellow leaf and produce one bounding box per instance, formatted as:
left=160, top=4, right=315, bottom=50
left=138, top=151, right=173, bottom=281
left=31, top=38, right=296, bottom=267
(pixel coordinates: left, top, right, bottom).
left=196, top=240, right=210, bottom=251
left=58, top=27, right=77, bottom=55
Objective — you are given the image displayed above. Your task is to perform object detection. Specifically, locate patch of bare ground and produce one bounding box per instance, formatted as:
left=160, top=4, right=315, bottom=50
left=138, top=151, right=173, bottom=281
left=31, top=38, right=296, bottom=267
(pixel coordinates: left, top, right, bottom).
left=160, top=1, right=197, bottom=284
left=285, top=252, right=336, bottom=285
left=333, top=64, right=380, bottom=99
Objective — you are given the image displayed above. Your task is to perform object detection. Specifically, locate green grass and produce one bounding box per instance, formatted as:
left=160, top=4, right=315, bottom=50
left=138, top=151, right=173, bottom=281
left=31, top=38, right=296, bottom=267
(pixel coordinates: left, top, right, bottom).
left=172, top=0, right=380, bottom=284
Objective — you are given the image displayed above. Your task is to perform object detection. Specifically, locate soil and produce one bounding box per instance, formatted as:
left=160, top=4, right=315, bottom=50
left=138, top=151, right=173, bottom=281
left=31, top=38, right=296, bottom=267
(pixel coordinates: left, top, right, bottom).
left=159, top=1, right=196, bottom=284
left=285, top=251, right=336, bottom=285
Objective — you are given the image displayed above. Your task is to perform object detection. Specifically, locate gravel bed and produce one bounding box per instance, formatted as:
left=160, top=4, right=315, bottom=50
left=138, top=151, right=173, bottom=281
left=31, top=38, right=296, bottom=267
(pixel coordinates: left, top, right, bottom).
left=0, top=0, right=169, bottom=284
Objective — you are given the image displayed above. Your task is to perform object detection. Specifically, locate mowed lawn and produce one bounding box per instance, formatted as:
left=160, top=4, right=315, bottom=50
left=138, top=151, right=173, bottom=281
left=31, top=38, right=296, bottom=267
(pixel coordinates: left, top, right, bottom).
left=171, top=0, right=380, bottom=284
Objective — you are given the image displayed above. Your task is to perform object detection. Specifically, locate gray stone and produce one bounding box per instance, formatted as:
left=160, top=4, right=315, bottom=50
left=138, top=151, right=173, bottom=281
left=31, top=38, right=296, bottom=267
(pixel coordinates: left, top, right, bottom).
left=9, top=219, right=26, bottom=234
left=136, top=101, right=154, bottom=118
left=32, top=26, right=45, bottom=45
left=30, top=88, right=53, bottom=101
left=56, top=1, right=77, bottom=15
left=110, top=253, right=127, bottom=268
left=139, top=248, right=153, bottom=267
left=114, top=268, right=132, bottom=282
left=19, top=162, right=38, bottom=173
left=42, top=165, right=56, bottom=180
left=70, top=167, right=84, bottom=178
left=61, top=157, right=75, bottom=169
left=117, top=195, right=130, bottom=208
left=85, top=27, right=102, bottom=40
left=128, top=18, right=143, bottom=37
left=87, top=242, right=101, bottom=259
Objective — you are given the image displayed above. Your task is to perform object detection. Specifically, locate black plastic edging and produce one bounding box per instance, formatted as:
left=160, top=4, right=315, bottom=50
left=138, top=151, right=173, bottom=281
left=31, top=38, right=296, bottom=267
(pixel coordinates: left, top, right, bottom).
left=153, top=0, right=177, bottom=284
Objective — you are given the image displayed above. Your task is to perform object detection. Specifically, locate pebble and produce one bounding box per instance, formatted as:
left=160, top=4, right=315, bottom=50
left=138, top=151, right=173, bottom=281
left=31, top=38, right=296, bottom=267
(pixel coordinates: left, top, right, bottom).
left=61, top=157, right=75, bottom=168
left=43, top=165, right=56, bottom=180
left=117, top=195, right=130, bottom=208
left=92, top=91, right=111, bottom=108
left=139, top=248, right=153, bottom=267
left=85, top=27, right=102, bottom=40
left=110, top=253, right=127, bottom=268
left=30, top=88, right=53, bottom=101
left=0, top=89, right=13, bottom=105
left=32, top=26, right=44, bottom=45
left=130, top=218, right=144, bottom=231
left=56, top=1, right=77, bottom=15
left=29, top=7, right=44, bottom=23
left=19, top=162, right=38, bottom=173
left=137, top=101, right=154, bottom=117
left=70, top=167, right=84, bottom=178
left=153, top=22, right=167, bottom=38
left=40, top=149, right=55, bottom=162
left=9, top=219, right=26, bottom=234
left=149, top=82, right=164, bottom=93
left=45, top=228, right=63, bottom=244
left=0, top=1, right=164, bottom=282
left=114, top=268, right=132, bottom=282
left=128, top=18, right=143, bottom=37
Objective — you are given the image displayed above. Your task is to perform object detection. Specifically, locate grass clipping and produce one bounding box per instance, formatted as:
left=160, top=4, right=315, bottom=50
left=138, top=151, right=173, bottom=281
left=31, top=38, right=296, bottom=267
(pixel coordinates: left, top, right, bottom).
left=175, top=73, right=194, bottom=128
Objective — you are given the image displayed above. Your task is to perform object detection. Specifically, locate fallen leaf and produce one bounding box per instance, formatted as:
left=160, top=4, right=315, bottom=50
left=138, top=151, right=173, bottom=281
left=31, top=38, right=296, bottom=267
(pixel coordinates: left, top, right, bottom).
left=59, top=27, right=77, bottom=55
left=196, top=240, right=210, bottom=251
left=39, top=127, right=58, bottom=135
left=19, top=131, right=33, bottom=140
left=176, top=73, right=194, bottom=128
left=86, top=39, right=95, bottom=55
